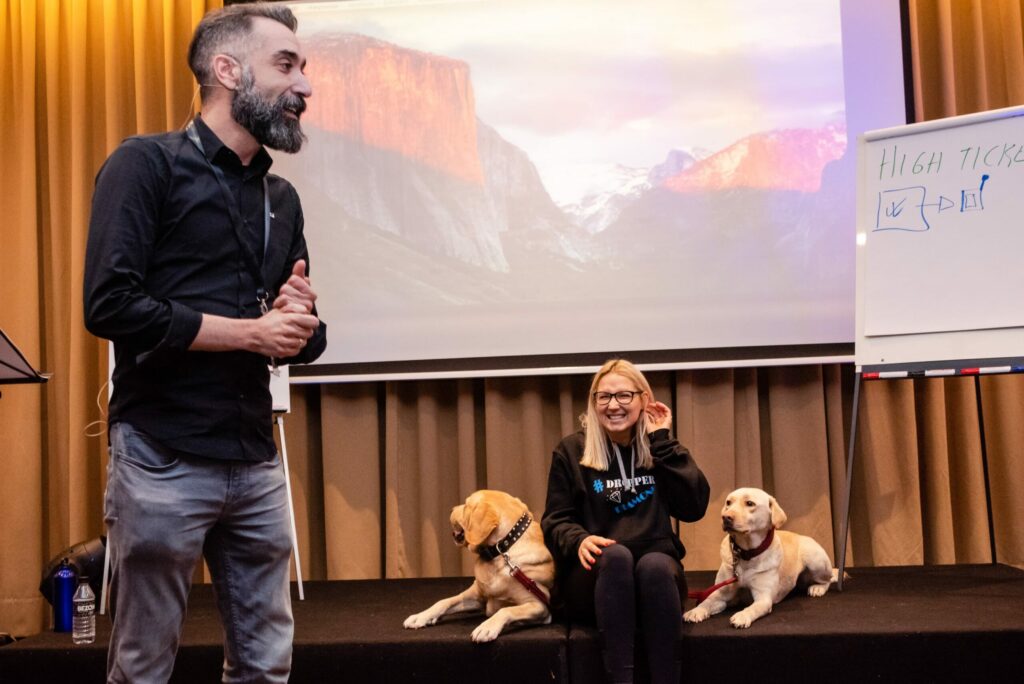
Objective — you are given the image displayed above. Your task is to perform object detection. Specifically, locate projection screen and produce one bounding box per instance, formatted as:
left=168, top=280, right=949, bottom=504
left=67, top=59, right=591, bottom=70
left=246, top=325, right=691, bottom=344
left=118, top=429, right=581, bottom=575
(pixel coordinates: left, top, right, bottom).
left=274, top=0, right=909, bottom=381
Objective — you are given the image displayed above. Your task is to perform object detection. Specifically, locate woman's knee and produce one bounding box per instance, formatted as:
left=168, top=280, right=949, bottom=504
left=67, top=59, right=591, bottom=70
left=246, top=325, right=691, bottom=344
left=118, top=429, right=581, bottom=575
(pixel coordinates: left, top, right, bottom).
left=635, top=552, right=681, bottom=587
left=596, top=543, right=634, bottom=573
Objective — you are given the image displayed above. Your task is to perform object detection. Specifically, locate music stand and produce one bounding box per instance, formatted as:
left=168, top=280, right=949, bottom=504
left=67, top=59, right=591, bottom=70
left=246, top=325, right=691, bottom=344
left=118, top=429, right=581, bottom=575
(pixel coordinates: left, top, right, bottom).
left=0, top=328, right=49, bottom=397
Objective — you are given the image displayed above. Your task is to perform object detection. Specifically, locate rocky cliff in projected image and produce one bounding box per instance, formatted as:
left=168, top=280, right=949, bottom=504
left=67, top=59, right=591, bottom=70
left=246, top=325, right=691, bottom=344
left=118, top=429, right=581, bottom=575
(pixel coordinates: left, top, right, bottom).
left=290, top=33, right=588, bottom=307
left=279, top=31, right=850, bottom=323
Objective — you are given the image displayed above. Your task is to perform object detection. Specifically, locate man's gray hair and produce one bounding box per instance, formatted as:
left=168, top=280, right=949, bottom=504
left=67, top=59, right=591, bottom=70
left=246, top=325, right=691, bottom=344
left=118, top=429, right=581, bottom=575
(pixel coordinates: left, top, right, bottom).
left=188, top=3, right=298, bottom=87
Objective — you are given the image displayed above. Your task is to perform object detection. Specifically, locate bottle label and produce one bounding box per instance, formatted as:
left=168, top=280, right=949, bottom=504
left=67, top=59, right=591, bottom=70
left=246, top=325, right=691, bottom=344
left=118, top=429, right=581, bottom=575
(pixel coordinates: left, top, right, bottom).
left=76, top=604, right=94, bottom=615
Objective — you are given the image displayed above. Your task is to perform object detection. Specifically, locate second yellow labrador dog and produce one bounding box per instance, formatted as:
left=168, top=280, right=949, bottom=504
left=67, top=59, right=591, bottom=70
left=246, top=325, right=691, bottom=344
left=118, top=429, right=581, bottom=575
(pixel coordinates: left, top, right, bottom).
left=403, top=490, right=555, bottom=642
left=684, top=487, right=838, bottom=628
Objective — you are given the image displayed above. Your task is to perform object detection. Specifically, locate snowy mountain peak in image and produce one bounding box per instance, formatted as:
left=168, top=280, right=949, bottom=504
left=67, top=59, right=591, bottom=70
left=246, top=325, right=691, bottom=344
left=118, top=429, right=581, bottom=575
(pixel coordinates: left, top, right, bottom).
left=647, top=148, right=699, bottom=187
left=562, top=149, right=700, bottom=234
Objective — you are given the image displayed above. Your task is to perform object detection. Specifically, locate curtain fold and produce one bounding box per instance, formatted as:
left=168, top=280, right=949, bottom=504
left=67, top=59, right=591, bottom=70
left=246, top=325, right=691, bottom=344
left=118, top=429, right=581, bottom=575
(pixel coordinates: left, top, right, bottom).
left=1, top=0, right=47, bottom=640
left=319, top=381, right=381, bottom=579
left=385, top=379, right=481, bottom=578
left=980, top=376, right=1024, bottom=563
left=905, top=0, right=1024, bottom=570
left=4, top=0, right=1024, bottom=639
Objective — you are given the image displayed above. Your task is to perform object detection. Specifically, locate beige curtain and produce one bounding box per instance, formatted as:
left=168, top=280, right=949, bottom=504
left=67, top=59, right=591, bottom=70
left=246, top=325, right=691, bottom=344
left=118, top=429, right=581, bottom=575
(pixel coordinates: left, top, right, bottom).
left=901, top=0, right=1024, bottom=567
left=296, top=364, right=852, bottom=579
left=0, top=0, right=221, bottom=638
left=3, top=0, right=1024, bottom=638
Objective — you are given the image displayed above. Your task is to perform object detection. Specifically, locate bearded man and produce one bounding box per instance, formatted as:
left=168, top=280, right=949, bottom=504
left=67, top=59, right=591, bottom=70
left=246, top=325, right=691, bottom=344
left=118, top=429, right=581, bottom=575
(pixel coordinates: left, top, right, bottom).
left=83, top=4, right=326, bottom=682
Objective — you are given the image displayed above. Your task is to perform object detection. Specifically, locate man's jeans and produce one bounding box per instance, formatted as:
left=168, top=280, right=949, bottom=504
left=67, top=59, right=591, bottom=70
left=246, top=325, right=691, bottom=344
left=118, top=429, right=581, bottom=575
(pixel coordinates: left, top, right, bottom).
left=105, top=422, right=293, bottom=684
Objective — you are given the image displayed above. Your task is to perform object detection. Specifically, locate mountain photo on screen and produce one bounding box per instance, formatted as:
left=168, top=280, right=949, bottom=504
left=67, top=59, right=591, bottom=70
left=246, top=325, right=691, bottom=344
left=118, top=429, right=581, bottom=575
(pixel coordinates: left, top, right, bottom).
left=275, top=0, right=856, bottom=366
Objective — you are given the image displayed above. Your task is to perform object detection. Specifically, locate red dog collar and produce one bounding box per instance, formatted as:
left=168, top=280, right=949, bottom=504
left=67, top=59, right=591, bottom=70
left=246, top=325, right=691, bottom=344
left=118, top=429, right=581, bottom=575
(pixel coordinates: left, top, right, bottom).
left=731, top=526, right=775, bottom=561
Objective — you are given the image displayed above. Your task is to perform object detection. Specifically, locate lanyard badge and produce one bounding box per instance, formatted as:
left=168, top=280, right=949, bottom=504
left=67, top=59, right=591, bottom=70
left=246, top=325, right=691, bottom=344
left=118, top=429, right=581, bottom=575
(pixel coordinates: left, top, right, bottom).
left=186, top=121, right=280, bottom=372
left=184, top=120, right=271, bottom=305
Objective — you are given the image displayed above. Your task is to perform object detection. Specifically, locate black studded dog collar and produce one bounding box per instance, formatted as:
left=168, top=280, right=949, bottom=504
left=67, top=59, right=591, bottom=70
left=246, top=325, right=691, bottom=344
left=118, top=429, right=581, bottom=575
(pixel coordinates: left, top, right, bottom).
left=478, top=512, right=532, bottom=561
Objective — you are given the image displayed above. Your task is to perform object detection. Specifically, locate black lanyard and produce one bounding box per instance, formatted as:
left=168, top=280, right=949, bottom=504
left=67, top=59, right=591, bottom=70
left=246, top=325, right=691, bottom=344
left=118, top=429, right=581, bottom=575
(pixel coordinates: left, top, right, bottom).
left=185, top=121, right=272, bottom=313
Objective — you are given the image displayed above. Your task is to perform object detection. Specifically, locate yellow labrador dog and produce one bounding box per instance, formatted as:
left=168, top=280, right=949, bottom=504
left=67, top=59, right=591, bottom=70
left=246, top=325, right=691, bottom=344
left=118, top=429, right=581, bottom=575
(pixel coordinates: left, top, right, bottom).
left=403, top=490, right=555, bottom=642
left=684, top=487, right=838, bottom=629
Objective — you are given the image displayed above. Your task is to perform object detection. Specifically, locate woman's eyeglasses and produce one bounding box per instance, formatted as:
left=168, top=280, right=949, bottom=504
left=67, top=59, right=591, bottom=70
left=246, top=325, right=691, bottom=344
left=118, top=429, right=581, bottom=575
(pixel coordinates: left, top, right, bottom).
left=593, top=390, right=642, bottom=406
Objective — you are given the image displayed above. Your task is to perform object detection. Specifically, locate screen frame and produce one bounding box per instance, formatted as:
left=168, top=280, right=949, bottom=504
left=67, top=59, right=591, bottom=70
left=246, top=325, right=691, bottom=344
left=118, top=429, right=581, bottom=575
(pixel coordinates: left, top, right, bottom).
left=285, top=0, right=911, bottom=382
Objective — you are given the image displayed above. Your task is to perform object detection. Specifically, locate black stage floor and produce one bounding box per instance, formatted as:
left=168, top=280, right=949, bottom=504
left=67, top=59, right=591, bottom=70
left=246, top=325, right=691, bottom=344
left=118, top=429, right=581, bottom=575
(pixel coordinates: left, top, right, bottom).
left=2, top=564, right=1022, bottom=683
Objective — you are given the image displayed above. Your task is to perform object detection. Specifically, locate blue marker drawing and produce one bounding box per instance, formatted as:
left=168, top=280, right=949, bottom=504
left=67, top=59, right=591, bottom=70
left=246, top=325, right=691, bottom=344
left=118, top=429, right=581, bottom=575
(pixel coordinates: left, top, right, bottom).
left=922, top=195, right=956, bottom=212
left=961, top=174, right=989, bottom=212
left=875, top=186, right=929, bottom=232
left=877, top=175, right=991, bottom=231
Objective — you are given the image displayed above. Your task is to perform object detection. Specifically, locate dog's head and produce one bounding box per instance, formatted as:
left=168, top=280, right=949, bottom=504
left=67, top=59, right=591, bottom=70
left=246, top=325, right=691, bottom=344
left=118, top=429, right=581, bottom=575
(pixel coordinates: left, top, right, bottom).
left=721, top=487, right=787, bottom=535
left=450, top=490, right=527, bottom=550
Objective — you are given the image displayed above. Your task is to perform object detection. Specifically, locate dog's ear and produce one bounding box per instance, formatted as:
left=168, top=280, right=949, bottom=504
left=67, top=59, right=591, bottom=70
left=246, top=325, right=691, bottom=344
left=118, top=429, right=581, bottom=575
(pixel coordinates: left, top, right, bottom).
left=769, top=496, right=787, bottom=529
left=450, top=505, right=465, bottom=528
left=463, top=500, right=500, bottom=546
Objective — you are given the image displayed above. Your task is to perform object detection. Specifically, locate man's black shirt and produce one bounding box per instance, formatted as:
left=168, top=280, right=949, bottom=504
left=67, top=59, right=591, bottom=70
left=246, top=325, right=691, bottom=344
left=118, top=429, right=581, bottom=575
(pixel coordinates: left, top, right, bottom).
left=84, top=116, right=327, bottom=461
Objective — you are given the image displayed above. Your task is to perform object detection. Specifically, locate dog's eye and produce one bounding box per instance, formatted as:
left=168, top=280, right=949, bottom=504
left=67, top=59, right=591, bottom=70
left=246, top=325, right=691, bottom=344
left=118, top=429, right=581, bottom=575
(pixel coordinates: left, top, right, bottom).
left=745, top=500, right=755, bottom=507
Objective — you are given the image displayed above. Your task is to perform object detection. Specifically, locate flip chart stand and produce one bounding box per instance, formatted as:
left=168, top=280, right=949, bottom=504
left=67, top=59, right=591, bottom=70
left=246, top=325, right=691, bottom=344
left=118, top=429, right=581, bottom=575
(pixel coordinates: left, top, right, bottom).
left=837, top=360, right=1009, bottom=588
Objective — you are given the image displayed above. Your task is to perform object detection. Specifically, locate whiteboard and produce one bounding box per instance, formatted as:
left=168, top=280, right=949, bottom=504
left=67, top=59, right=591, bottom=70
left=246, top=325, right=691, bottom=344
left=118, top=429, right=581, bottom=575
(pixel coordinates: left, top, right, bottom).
left=855, top=105, right=1024, bottom=369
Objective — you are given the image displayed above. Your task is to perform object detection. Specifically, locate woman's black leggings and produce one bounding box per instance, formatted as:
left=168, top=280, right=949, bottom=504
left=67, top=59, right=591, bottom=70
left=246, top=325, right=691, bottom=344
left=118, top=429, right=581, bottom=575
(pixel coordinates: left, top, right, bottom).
left=562, top=544, right=686, bottom=684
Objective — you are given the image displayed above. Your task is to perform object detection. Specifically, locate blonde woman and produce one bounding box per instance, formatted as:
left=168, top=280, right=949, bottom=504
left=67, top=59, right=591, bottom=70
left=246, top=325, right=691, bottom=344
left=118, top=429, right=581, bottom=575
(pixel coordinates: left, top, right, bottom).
left=542, top=359, right=709, bottom=684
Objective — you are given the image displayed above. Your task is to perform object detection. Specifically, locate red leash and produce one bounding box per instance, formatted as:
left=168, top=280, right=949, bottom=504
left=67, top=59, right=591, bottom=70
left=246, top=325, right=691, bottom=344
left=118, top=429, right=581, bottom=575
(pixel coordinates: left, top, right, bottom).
left=511, top=565, right=551, bottom=607
left=687, top=527, right=776, bottom=605
left=502, top=553, right=550, bottom=607
left=686, top=577, right=737, bottom=605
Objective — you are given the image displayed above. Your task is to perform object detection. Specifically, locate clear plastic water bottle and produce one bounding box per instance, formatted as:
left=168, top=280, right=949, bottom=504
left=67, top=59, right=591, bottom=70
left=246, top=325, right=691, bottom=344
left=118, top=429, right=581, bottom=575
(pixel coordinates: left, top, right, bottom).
left=72, top=575, right=96, bottom=644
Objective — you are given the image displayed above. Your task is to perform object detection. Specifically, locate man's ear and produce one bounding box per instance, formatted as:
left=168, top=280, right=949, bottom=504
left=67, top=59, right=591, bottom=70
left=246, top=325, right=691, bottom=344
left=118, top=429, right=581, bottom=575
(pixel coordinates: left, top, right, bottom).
left=212, top=53, right=241, bottom=90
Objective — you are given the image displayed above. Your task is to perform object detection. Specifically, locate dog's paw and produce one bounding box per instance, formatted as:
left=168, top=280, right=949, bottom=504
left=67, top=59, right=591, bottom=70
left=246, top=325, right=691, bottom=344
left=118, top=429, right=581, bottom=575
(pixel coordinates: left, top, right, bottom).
left=403, top=612, right=437, bottom=629
left=730, top=610, right=755, bottom=629
left=807, top=583, right=830, bottom=598
left=683, top=607, right=710, bottom=623
left=470, top=620, right=502, bottom=643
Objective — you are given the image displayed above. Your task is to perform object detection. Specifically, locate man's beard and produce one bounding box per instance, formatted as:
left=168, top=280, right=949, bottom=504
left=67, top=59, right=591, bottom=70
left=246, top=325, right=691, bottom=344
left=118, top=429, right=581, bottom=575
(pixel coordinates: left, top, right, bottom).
left=231, top=68, right=307, bottom=153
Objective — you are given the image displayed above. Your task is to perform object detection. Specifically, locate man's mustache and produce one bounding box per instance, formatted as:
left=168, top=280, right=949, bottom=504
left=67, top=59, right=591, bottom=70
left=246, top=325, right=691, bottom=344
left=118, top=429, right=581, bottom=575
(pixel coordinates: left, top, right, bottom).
left=280, top=93, right=306, bottom=117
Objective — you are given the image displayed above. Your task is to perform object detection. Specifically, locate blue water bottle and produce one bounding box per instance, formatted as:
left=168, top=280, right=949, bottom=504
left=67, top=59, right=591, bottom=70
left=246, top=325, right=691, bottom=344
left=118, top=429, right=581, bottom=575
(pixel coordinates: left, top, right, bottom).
left=52, top=558, right=76, bottom=632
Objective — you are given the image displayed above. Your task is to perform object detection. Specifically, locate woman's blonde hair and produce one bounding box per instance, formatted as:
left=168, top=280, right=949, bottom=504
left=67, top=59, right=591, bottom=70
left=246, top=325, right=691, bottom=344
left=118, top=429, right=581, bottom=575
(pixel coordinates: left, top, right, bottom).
left=580, top=359, right=655, bottom=471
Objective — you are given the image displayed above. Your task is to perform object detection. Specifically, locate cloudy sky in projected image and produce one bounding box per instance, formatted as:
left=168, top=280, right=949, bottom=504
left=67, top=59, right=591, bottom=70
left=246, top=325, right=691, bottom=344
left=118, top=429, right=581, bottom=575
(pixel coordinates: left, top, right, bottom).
left=292, top=0, right=846, bottom=204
